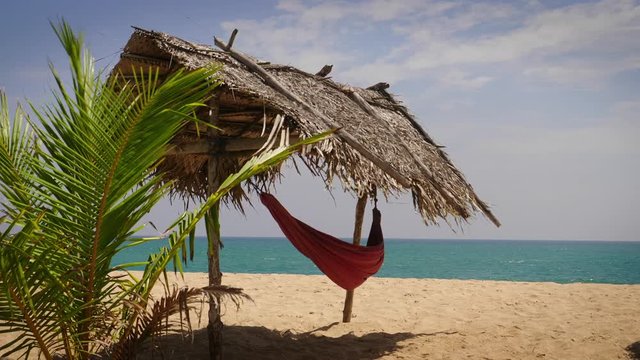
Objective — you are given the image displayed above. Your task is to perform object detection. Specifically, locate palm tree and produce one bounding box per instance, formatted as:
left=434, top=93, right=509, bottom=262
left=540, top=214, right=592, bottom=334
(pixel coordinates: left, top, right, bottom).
left=0, top=21, right=331, bottom=359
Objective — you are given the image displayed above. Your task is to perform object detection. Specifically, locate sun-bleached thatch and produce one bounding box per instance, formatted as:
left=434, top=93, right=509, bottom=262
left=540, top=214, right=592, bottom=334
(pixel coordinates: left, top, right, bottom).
left=111, top=27, right=500, bottom=227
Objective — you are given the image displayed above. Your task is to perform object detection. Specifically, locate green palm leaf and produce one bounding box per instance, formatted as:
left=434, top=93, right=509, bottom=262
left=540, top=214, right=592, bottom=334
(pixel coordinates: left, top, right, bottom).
left=0, top=20, right=334, bottom=360
left=0, top=21, right=219, bottom=359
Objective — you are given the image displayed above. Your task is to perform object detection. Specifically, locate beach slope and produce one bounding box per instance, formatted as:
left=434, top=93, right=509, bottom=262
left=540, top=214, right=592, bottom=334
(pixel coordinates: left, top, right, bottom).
left=1, top=273, right=638, bottom=359
left=145, top=273, right=639, bottom=359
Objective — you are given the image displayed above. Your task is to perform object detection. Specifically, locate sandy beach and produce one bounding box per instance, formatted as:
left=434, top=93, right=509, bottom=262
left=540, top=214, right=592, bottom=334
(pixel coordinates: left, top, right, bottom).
left=147, top=273, right=639, bottom=360
left=2, top=273, right=639, bottom=359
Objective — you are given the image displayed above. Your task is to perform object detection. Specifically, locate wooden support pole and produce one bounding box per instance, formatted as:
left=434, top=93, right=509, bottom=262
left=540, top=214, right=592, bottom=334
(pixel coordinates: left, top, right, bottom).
left=213, top=33, right=413, bottom=189
left=342, top=194, right=368, bottom=323
left=206, top=95, right=224, bottom=360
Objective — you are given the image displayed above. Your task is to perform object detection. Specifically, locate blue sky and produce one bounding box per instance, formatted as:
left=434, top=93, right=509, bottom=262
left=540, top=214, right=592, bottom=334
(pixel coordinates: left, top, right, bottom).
left=1, top=0, right=638, bottom=240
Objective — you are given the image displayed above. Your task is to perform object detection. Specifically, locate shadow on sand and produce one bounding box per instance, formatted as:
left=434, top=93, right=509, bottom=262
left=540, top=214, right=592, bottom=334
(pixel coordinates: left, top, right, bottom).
left=137, top=324, right=424, bottom=360
left=627, top=341, right=640, bottom=360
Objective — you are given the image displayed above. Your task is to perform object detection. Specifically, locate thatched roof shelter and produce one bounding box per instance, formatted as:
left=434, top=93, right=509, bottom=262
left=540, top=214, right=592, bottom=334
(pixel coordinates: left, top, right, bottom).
left=111, top=27, right=500, bottom=228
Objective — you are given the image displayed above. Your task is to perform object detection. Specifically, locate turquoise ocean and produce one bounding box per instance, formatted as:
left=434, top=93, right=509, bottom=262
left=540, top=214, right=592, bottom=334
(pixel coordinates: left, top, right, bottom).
left=114, top=237, right=640, bottom=284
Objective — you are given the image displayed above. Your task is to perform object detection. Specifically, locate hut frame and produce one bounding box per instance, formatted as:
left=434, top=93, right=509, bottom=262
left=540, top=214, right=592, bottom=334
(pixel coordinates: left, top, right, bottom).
left=112, top=27, right=500, bottom=358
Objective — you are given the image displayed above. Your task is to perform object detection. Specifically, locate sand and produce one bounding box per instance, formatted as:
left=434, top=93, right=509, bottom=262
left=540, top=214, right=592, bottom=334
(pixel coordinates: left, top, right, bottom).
left=2, top=273, right=639, bottom=359
left=146, top=273, right=639, bottom=360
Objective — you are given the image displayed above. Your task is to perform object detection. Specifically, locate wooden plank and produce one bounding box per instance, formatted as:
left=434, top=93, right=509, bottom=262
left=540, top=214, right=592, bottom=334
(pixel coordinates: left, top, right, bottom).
left=165, top=134, right=301, bottom=155
left=165, top=141, right=209, bottom=155
left=185, top=122, right=269, bottom=138
left=225, top=135, right=300, bottom=152
left=218, top=111, right=265, bottom=123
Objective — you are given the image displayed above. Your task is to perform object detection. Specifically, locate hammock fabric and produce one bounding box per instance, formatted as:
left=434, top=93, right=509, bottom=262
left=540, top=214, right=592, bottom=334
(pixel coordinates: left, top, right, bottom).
left=260, top=193, right=384, bottom=291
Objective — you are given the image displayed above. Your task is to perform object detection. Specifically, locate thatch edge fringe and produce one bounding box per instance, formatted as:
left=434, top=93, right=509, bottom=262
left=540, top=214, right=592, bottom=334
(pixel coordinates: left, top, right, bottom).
left=114, top=27, right=500, bottom=228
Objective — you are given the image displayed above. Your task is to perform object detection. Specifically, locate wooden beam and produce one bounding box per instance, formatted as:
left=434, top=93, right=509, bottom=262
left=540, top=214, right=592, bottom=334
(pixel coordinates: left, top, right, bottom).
left=165, top=135, right=301, bottom=155
left=185, top=121, right=278, bottom=138
left=165, top=141, right=210, bottom=155
left=342, top=194, right=368, bottom=323
left=226, top=135, right=299, bottom=151
left=213, top=33, right=412, bottom=188
left=218, top=110, right=267, bottom=123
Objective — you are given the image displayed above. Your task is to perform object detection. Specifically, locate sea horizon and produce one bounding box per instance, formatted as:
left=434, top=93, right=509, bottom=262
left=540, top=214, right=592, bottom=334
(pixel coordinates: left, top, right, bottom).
left=219, top=236, right=640, bottom=243
left=139, top=235, right=640, bottom=242
left=115, top=236, right=640, bottom=285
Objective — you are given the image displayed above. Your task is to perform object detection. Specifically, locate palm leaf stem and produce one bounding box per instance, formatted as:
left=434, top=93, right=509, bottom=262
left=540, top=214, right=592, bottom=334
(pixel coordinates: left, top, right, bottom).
left=8, top=287, right=52, bottom=360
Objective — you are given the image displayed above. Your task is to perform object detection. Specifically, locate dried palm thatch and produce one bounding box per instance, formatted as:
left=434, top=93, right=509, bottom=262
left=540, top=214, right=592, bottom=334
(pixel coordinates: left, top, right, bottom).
left=111, top=27, right=500, bottom=227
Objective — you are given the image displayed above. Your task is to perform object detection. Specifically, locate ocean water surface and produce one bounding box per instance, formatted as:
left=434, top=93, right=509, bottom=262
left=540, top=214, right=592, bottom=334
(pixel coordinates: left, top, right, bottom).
left=113, top=237, right=640, bottom=284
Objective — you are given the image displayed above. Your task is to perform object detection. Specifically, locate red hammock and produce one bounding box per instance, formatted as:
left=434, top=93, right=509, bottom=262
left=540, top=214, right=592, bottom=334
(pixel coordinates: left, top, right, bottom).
left=260, top=193, right=384, bottom=291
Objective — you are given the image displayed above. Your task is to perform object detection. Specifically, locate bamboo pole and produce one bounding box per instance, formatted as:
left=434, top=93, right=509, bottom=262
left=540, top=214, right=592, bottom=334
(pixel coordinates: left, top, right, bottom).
left=206, top=95, right=224, bottom=360
left=342, top=194, right=368, bottom=322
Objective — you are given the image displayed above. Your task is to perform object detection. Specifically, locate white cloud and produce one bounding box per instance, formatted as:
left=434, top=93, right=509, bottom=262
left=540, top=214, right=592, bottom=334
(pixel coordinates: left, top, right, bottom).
left=276, top=0, right=306, bottom=13
left=402, top=0, right=640, bottom=70
left=438, top=100, right=640, bottom=157
left=223, top=0, right=640, bottom=90
left=361, top=0, right=457, bottom=21
left=523, top=64, right=609, bottom=87
left=214, top=1, right=640, bottom=240
left=437, top=70, right=493, bottom=89
left=612, top=99, right=640, bottom=119
left=436, top=99, right=474, bottom=112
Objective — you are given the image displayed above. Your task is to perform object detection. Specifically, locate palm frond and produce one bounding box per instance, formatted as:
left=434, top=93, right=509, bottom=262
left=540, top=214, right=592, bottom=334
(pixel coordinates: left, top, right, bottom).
left=109, top=285, right=250, bottom=360
left=0, top=19, right=334, bottom=360
left=137, top=129, right=336, bottom=296
left=1, top=21, right=221, bottom=359
left=0, top=91, right=39, bottom=218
